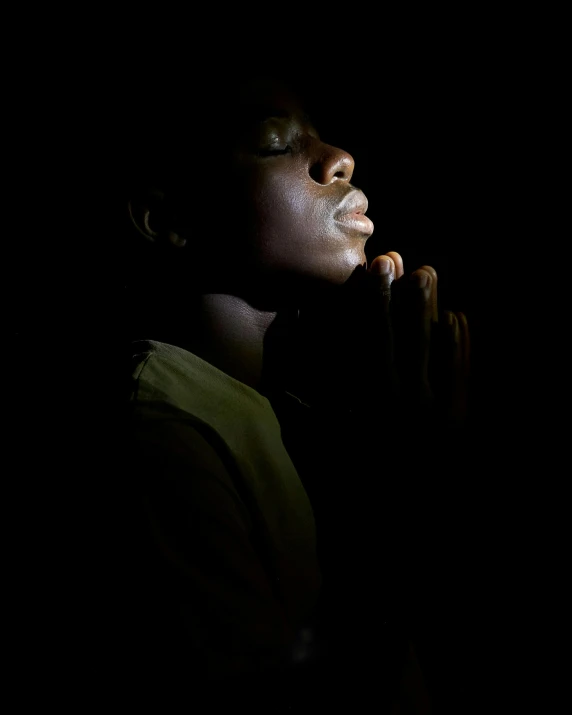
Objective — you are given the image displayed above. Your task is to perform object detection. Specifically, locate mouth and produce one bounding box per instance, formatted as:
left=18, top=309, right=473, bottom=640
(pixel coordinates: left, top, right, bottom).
left=335, top=211, right=375, bottom=235
left=334, top=190, right=374, bottom=236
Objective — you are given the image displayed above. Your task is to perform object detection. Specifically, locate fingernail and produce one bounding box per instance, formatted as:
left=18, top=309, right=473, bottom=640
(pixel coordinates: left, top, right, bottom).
left=447, top=312, right=455, bottom=326
left=371, top=258, right=392, bottom=276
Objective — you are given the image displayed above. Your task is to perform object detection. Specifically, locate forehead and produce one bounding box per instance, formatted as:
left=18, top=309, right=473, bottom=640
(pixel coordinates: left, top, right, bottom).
left=235, top=78, right=313, bottom=128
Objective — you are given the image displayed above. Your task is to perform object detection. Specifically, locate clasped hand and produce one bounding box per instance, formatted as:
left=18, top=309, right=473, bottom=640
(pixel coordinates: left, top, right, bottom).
left=294, top=251, right=470, bottom=433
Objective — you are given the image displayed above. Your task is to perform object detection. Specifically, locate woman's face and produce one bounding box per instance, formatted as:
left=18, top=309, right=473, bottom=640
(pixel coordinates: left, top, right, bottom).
left=179, top=78, right=375, bottom=307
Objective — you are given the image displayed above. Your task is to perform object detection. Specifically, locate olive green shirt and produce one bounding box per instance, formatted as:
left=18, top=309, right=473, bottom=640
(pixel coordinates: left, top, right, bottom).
left=128, top=339, right=322, bottom=681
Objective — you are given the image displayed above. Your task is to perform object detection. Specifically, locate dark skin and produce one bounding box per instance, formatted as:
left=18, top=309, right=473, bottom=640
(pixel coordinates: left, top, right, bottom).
left=129, top=78, right=469, bottom=421
left=129, top=79, right=375, bottom=391
left=128, top=77, right=469, bottom=714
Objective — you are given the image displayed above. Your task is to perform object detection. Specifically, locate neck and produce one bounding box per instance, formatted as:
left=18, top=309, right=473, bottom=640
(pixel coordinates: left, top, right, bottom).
left=154, top=293, right=299, bottom=396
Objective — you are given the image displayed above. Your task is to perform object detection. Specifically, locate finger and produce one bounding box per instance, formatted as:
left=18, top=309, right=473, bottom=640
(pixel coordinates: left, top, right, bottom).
left=444, top=310, right=461, bottom=364
left=369, top=254, right=395, bottom=281
left=385, top=251, right=404, bottom=279
left=410, top=268, right=433, bottom=318
left=361, top=255, right=397, bottom=392
left=368, top=256, right=395, bottom=308
left=444, top=310, right=469, bottom=425
left=455, top=312, right=470, bottom=377
left=409, top=269, right=434, bottom=383
left=418, top=265, right=438, bottom=322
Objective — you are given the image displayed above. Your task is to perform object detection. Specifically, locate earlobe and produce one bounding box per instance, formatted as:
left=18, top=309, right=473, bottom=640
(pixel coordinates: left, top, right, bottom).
left=167, top=232, right=186, bottom=248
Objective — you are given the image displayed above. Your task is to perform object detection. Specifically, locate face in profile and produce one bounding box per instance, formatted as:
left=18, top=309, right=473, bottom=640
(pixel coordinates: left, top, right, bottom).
left=139, top=76, right=375, bottom=309
left=228, top=79, right=374, bottom=303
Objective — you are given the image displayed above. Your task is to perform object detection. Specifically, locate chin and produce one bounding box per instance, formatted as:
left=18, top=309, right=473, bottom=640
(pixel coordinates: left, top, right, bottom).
left=333, top=248, right=368, bottom=284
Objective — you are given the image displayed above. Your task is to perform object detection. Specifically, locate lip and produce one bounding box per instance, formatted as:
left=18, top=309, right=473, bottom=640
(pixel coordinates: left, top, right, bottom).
left=335, top=212, right=374, bottom=235
left=334, top=189, right=374, bottom=236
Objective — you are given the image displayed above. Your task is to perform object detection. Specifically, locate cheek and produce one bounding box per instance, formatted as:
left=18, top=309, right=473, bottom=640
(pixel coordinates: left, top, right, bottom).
left=250, top=169, right=321, bottom=249
left=236, top=165, right=366, bottom=286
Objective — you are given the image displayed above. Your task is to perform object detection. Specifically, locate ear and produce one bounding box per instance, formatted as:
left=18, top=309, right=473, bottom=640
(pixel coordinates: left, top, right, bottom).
left=127, top=189, right=187, bottom=248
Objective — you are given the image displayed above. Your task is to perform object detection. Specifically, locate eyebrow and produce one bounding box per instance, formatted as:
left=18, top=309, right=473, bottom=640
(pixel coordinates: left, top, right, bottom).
left=244, top=105, right=314, bottom=127
left=265, top=111, right=314, bottom=126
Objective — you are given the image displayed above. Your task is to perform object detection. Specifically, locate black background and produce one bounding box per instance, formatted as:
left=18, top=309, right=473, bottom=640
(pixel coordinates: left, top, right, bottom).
left=294, top=38, right=563, bottom=713
left=9, top=17, right=564, bottom=712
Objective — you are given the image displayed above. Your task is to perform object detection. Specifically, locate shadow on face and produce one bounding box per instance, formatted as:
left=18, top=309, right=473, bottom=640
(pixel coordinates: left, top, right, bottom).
left=119, top=68, right=375, bottom=314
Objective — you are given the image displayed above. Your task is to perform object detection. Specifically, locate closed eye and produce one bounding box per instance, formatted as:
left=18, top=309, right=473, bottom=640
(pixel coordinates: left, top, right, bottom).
left=257, top=145, right=293, bottom=157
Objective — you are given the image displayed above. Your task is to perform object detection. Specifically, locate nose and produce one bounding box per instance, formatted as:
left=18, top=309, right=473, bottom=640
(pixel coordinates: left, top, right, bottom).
left=309, top=142, right=355, bottom=185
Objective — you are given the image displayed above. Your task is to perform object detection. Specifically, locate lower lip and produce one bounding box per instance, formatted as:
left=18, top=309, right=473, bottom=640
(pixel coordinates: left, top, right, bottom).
left=335, top=212, right=374, bottom=235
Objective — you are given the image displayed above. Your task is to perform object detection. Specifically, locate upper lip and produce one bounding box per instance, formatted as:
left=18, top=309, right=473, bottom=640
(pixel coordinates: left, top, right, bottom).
left=334, top=189, right=369, bottom=218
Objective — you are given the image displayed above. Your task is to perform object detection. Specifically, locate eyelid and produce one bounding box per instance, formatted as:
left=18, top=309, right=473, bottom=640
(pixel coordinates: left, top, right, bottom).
left=257, top=145, right=293, bottom=157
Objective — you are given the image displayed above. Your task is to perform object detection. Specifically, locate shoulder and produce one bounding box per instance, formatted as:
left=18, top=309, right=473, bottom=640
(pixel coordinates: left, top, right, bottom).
left=127, top=405, right=254, bottom=531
